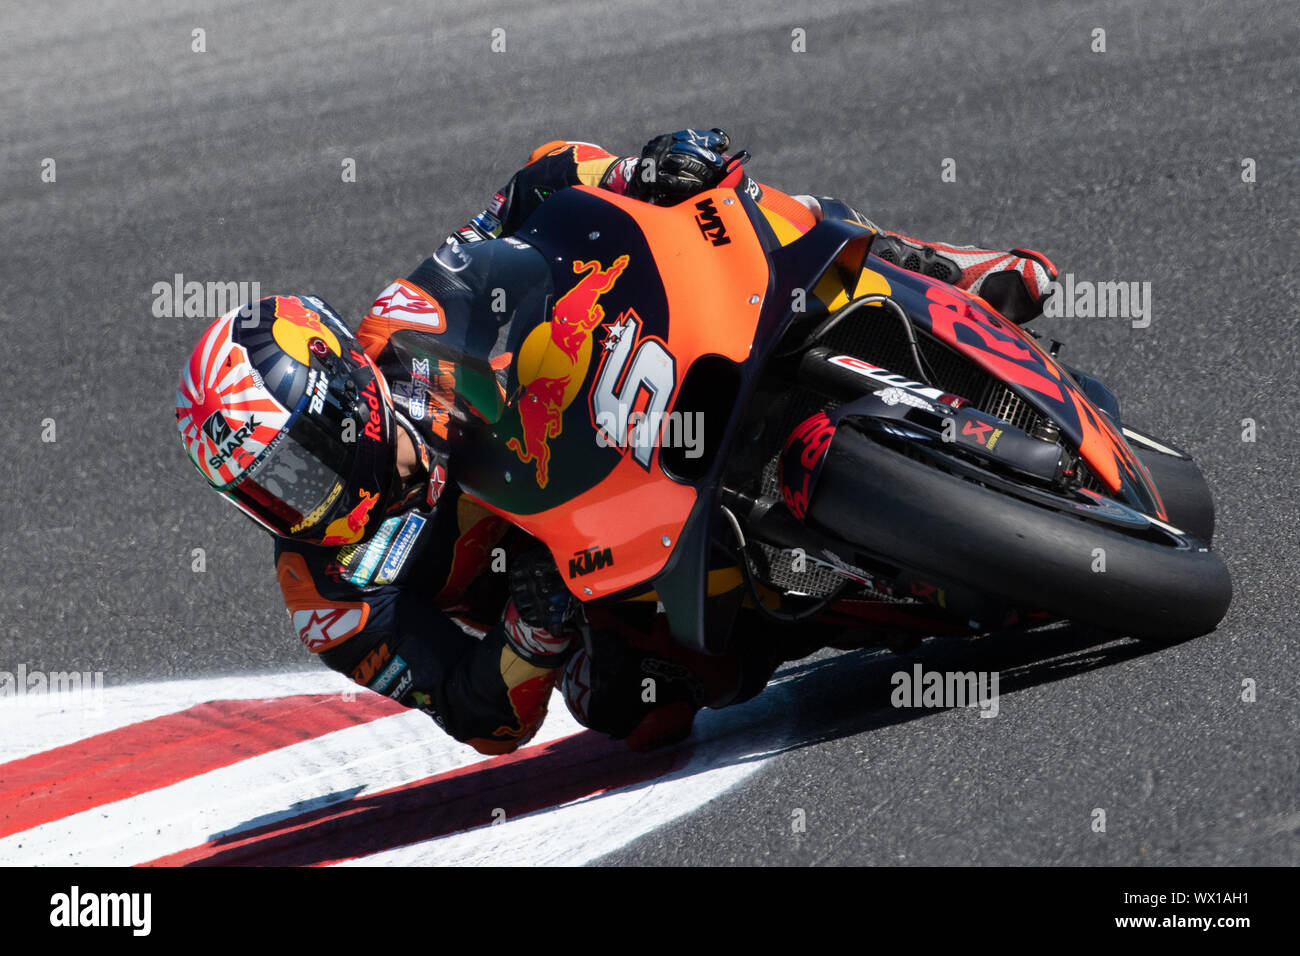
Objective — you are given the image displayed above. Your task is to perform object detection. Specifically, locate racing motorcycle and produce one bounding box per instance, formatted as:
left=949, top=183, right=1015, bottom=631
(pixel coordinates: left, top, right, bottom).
left=416, top=183, right=1231, bottom=654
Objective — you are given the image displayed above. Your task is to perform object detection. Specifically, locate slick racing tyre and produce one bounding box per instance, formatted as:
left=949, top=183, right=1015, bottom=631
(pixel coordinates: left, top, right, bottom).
left=1124, top=426, right=1216, bottom=543
left=806, top=428, right=1232, bottom=642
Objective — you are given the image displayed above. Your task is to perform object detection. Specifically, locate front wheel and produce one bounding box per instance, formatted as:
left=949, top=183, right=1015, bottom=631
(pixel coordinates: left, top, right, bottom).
left=807, top=428, right=1232, bottom=642
left=1125, top=425, right=1216, bottom=542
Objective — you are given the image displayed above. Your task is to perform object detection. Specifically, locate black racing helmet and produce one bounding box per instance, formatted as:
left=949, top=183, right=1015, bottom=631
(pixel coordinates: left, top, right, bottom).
left=175, top=294, right=400, bottom=546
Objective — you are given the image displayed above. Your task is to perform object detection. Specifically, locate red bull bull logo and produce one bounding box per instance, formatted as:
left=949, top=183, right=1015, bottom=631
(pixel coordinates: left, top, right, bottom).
left=507, top=256, right=630, bottom=488
left=273, top=295, right=341, bottom=365
left=549, top=257, right=629, bottom=360
left=320, top=489, right=378, bottom=546
left=507, top=374, right=569, bottom=488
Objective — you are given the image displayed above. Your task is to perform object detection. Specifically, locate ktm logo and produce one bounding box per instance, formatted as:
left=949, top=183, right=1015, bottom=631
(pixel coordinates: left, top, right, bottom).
left=350, top=643, right=392, bottom=685
left=694, top=198, right=731, bottom=246
left=568, top=546, right=613, bottom=578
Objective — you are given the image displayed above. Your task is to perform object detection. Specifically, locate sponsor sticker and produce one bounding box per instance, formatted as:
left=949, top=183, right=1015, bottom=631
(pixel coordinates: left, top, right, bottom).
left=369, top=655, right=408, bottom=694
left=426, top=462, right=447, bottom=508
left=344, top=516, right=401, bottom=587
left=374, top=513, right=426, bottom=586
left=694, top=197, right=731, bottom=246
left=350, top=643, right=392, bottom=685
left=370, top=281, right=444, bottom=332
left=409, top=358, right=431, bottom=422
left=873, top=386, right=934, bottom=411
left=289, top=481, right=344, bottom=534
left=388, top=669, right=414, bottom=701
left=294, top=607, right=367, bottom=652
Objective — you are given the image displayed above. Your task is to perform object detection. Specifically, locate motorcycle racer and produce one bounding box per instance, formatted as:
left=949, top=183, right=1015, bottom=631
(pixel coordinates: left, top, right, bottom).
left=175, top=129, right=1059, bottom=754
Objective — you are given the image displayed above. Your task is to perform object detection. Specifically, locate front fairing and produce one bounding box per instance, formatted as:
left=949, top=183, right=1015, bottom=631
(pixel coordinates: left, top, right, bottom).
left=847, top=257, right=1167, bottom=520
left=447, top=186, right=871, bottom=628
left=449, top=187, right=766, bottom=601
left=394, top=237, right=556, bottom=425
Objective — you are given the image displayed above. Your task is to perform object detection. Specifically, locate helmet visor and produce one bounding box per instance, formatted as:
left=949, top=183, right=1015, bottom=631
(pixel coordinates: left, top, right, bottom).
left=224, top=409, right=356, bottom=536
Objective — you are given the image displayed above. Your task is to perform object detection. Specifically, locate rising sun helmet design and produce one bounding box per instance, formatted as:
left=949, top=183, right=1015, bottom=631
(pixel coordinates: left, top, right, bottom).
left=175, top=294, right=400, bottom=547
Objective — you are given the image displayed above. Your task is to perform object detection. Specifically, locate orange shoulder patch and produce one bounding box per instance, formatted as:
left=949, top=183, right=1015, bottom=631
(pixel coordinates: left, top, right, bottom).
left=526, top=140, right=573, bottom=164
left=361, top=279, right=447, bottom=357
left=526, top=140, right=615, bottom=167
left=276, top=552, right=371, bottom=653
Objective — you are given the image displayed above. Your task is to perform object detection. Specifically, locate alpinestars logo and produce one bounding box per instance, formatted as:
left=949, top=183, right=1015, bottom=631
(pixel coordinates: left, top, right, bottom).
left=203, top=412, right=260, bottom=469
left=694, top=198, right=731, bottom=246
left=568, top=546, right=613, bottom=578
left=294, top=606, right=364, bottom=651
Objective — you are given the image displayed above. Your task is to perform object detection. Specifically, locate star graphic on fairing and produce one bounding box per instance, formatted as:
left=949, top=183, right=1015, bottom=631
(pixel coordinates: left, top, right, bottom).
left=602, top=316, right=633, bottom=351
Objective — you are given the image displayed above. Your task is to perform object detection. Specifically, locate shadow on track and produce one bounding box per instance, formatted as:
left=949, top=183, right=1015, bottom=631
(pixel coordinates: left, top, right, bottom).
left=170, top=623, right=1161, bottom=866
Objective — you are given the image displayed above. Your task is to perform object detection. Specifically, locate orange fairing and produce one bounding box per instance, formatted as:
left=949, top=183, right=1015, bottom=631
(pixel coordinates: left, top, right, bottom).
left=482, top=185, right=773, bottom=599
left=921, top=283, right=1162, bottom=514
left=1066, top=387, right=1168, bottom=519
left=476, top=454, right=700, bottom=598
left=598, top=186, right=770, bottom=366
left=757, top=186, right=818, bottom=233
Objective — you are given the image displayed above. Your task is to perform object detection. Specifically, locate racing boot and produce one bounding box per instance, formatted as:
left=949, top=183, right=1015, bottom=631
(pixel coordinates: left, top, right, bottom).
left=560, top=603, right=822, bottom=752
left=870, top=232, right=1058, bottom=325
left=794, top=196, right=1058, bottom=324
left=561, top=607, right=751, bottom=752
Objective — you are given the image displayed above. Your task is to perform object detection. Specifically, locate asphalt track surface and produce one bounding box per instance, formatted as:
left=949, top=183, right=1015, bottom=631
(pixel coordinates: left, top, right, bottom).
left=2, top=0, right=1296, bottom=866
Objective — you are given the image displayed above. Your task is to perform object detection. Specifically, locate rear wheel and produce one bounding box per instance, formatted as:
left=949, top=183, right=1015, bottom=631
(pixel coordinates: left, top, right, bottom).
left=807, top=428, right=1232, bottom=642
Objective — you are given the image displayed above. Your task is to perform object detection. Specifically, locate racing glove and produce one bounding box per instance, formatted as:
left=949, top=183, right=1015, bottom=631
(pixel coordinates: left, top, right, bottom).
left=625, top=128, right=750, bottom=205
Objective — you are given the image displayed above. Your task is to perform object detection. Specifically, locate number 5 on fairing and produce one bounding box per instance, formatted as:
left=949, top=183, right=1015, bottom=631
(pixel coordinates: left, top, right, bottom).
left=591, top=310, right=676, bottom=469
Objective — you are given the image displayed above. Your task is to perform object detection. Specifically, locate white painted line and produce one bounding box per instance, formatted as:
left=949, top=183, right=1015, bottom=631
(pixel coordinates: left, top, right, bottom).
left=1121, top=427, right=1184, bottom=458
left=0, top=675, right=582, bottom=867
left=337, top=687, right=790, bottom=866
left=0, top=670, right=354, bottom=763
left=1, top=670, right=789, bottom=867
